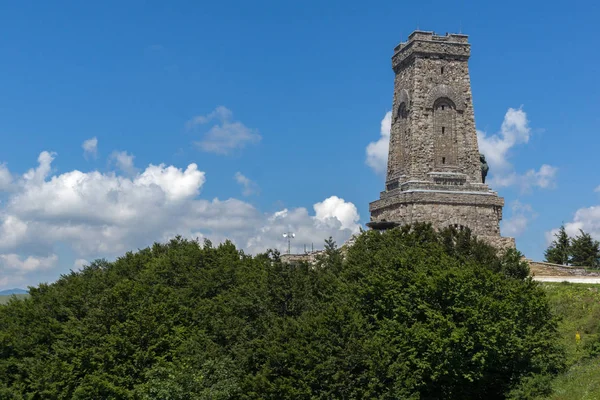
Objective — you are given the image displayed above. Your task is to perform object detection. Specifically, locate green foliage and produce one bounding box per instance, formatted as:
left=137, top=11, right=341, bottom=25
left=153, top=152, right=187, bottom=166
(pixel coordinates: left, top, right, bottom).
left=507, top=373, right=554, bottom=400
left=540, top=357, right=600, bottom=399
left=570, top=229, right=600, bottom=267
left=338, top=226, right=559, bottom=399
left=0, top=294, right=28, bottom=305
left=527, top=283, right=600, bottom=399
left=545, top=225, right=571, bottom=265
left=0, top=228, right=563, bottom=398
left=544, top=225, right=600, bottom=268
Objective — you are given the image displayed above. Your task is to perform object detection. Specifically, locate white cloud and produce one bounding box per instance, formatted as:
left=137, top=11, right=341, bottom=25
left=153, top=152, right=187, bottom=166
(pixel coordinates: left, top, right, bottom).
left=0, top=164, right=13, bottom=190
left=501, top=201, right=536, bottom=237
left=524, top=164, right=558, bottom=189
left=10, top=157, right=206, bottom=226
left=189, top=107, right=261, bottom=155
left=478, top=108, right=530, bottom=170
left=110, top=151, right=138, bottom=176
left=73, top=259, right=88, bottom=271
left=234, top=172, right=259, bottom=196
left=478, top=107, right=557, bottom=192
left=0, top=254, right=58, bottom=273
left=0, top=275, right=22, bottom=289
left=547, top=206, right=600, bottom=245
left=186, top=106, right=232, bottom=127
left=365, top=111, right=392, bottom=175
left=492, top=164, right=558, bottom=192
left=313, top=196, right=360, bottom=233
left=0, top=216, right=28, bottom=251
left=0, top=151, right=360, bottom=289
left=245, top=196, right=361, bottom=254
left=546, top=185, right=600, bottom=245
left=82, top=137, right=98, bottom=159
left=0, top=253, right=58, bottom=290
left=23, top=151, right=54, bottom=184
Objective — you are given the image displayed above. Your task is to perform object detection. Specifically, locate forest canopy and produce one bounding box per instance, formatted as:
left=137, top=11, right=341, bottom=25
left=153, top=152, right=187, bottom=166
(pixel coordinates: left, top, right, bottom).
left=0, top=225, right=563, bottom=399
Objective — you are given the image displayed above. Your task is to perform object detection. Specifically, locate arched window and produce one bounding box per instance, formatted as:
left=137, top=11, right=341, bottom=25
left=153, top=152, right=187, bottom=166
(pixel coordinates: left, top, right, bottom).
left=433, top=97, right=457, bottom=168
left=397, top=102, right=408, bottom=120
left=394, top=102, right=409, bottom=173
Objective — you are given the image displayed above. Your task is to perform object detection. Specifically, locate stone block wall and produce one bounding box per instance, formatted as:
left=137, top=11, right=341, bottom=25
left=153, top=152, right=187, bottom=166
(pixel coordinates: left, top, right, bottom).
left=371, top=199, right=502, bottom=237
left=387, top=31, right=481, bottom=187
left=372, top=31, right=514, bottom=250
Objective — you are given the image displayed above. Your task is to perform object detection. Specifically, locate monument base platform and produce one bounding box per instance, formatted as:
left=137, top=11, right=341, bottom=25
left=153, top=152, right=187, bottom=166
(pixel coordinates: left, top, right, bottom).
left=368, top=187, right=514, bottom=251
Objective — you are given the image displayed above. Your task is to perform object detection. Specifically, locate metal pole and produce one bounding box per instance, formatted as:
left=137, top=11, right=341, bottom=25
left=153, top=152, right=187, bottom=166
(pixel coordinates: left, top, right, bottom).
left=283, top=232, right=295, bottom=254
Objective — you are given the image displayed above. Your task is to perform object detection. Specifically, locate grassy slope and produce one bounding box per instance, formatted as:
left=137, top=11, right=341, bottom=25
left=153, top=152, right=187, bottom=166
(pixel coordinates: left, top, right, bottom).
left=540, top=282, right=600, bottom=399
left=0, top=293, right=29, bottom=305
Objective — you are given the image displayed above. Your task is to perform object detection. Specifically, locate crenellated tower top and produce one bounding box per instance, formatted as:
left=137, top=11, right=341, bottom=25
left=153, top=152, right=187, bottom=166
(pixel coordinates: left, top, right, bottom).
left=392, top=31, right=470, bottom=72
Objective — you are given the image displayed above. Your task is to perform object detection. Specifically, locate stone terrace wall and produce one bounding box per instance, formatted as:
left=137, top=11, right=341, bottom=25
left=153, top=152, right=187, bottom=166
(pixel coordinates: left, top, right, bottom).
left=527, top=260, right=599, bottom=277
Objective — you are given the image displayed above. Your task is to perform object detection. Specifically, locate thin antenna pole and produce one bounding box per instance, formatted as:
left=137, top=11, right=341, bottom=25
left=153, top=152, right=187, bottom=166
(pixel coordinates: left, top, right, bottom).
left=283, top=232, right=295, bottom=254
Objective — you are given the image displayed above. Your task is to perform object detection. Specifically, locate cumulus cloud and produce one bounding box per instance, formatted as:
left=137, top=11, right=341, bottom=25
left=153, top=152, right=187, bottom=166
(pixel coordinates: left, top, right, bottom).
left=492, top=164, right=558, bottom=192
left=365, top=111, right=392, bottom=175
left=234, top=172, right=259, bottom=196
left=187, top=106, right=232, bottom=127
left=546, top=187, right=600, bottom=245
left=478, top=108, right=530, bottom=170
left=82, top=137, right=98, bottom=159
left=313, top=196, right=360, bottom=233
left=10, top=157, right=206, bottom=227
left=478, top=107, right=557, bottom=192
left=110, top=151, right=138, bottom=176
left=0, top=164, right=13, bottom=190
left=546, top=206, right=600, bottom=245
left=73, top=259, right=88, bottom=271
left=188, top=106, right=261, bottom=155
left=0, top=151, right=360, bottom=289
left=23, top=151, right=54, bottom=184
left=501, top=201, right=536, bottom=237
left=523, top=165, right=558, bottom=189
left=0, top=254, right=58, bottom=272
left=245, top=196, right=361, bottom=254
left=0, top=253, right=58, bottom=290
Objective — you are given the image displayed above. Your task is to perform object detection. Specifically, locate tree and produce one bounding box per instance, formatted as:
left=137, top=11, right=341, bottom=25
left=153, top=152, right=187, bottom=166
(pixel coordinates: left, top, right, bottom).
left=334, top=225, right=562, bottom=399
left=545, top=225, right=571, bottom=265
left=0, top=227, right=564, bottom=399
left=570, top=229, right=600, bottom=267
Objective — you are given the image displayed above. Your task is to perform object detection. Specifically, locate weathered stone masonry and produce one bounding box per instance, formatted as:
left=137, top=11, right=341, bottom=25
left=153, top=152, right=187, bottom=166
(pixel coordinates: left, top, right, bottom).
left=368, top=30, right=515, bottom=250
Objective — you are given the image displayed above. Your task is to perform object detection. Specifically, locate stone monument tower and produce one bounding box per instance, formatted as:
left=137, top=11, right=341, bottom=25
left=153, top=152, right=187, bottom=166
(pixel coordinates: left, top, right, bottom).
left=368, top=30, right=514, bottom=249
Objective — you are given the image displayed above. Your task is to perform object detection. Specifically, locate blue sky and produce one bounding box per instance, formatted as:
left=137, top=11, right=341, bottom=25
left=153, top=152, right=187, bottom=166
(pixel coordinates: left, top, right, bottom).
left=0, top=0, right=599, bottom=289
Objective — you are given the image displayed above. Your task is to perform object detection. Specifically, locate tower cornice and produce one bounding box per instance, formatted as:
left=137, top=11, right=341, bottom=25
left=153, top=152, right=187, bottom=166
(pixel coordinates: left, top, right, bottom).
left=392, top=31, right=470, bottom=72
